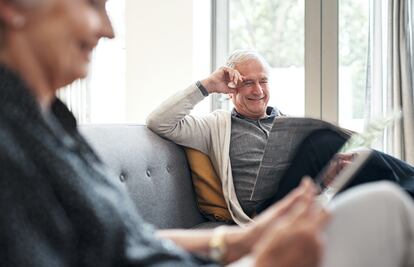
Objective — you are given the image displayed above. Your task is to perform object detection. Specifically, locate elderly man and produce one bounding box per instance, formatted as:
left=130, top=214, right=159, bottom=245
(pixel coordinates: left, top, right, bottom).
left=147, top=50, right=414, bottom=225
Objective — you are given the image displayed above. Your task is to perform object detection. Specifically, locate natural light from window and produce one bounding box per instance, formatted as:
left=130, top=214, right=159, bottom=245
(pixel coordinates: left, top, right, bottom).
left=338, top=0, right=369, bottom=132
left=229, top=0, right=305, bottom=117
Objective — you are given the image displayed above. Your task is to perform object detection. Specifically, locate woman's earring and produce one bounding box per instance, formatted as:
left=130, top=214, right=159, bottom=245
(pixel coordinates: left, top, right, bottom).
left=11, top=15, right=26, bottom=29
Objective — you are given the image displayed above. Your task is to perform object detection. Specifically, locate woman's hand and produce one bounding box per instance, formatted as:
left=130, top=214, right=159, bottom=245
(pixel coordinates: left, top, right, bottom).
left=224, top=178, right=330, bottom=265
left=244, top=178, right=318, bottom=249
left=252, top=185, right=330, bottom=267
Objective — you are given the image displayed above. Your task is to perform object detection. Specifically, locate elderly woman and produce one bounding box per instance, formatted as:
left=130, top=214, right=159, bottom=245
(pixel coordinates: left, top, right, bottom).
left=0, top=1, right=413, bottom=267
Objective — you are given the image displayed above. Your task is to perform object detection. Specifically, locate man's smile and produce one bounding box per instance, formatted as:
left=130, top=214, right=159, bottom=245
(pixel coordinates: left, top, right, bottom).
left=246, top=96, right=265, bottom=101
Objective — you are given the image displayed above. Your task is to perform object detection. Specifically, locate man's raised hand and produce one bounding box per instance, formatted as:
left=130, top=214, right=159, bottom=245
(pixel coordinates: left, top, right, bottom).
left=200, top=66, right=244, bottom=94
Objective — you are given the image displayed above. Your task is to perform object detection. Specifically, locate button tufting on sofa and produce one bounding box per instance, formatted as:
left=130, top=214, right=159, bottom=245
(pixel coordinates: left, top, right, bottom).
left=119, top=173, right=126, bottom=182
left=80, top=124, right=221, bottom=229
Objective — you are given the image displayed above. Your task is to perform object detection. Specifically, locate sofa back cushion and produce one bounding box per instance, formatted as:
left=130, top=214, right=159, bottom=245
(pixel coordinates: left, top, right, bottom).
left=184, top=148, right=232, bottom=222
left=80, top=124, right=206, bottom=229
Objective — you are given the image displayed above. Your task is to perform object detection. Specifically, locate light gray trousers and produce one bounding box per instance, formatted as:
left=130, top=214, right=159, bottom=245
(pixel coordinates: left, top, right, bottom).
left=322, top=181, right=414, bottom=267
left=229, top=181, right=414, bottom=267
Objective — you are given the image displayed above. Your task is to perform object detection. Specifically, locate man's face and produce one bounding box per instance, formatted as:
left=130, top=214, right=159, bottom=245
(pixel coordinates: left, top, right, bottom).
left=229, top=59, right=270, bottom=119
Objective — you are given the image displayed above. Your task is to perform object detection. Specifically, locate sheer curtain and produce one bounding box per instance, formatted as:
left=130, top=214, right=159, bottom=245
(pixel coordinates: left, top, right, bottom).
left=57, top=78, right=91, bottom=124
left=366, top=0, right=414, bottom=164
left=56, top=50, right=100, bottom=124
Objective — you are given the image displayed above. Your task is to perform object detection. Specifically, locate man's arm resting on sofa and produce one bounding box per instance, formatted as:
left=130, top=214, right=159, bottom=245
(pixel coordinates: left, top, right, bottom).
left=146, top=84, right=214, bottom=154
left=146, top=67, right=245, bottom=154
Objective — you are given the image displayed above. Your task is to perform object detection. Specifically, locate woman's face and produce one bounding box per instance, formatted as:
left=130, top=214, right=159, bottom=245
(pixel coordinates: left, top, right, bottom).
left=16, top=0, right=114, bottom=87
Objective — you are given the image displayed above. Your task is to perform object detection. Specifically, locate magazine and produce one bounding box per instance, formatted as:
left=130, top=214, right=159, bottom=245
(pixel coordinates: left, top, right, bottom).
left=250, top=117, right=350, bottom=202
left=250, top=112, right=400, bottom=204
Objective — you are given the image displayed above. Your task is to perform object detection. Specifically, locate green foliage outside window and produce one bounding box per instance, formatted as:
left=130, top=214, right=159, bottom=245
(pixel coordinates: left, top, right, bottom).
left=229, top=0, right=369, bottom=119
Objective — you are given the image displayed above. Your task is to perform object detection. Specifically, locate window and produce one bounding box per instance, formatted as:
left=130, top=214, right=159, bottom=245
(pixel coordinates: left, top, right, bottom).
left=217, top=0, right=372, bottom=131
left=61, top=1, right=411, bottom=155
left=338, top=0, right=369, bottom=132
left=228, top=0, right=305, bottom=116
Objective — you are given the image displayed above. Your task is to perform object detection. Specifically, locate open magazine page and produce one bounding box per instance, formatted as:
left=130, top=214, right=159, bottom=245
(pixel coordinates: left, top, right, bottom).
left=315, top=111, right=401, bottom=204
left=250, top=117, right=351, bottom=202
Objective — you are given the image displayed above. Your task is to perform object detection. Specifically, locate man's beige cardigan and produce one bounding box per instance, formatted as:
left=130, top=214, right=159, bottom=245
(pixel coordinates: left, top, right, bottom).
left=147, top=84, right=253, bottom=226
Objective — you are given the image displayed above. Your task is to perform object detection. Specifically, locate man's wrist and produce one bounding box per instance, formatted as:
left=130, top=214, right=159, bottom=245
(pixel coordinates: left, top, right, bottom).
left=196, top=80, right=209, bottom=97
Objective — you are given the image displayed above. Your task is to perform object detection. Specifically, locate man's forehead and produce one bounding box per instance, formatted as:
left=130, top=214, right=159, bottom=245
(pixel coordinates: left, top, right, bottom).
left=242, top=73, right=268, bottom=80
left=239, top=70, right=269, bottom=80
left=234, top=59, right=269, bottom=78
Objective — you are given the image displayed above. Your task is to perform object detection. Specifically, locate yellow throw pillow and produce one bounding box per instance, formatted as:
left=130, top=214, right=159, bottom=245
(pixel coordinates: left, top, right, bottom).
left=184, top=147, right=232, bottom=222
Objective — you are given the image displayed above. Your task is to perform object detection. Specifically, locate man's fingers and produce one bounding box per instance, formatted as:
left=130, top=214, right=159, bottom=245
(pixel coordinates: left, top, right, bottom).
left=228, top=82, right=237, bottom=89
left=233, top=72, right=238, bottom=85
left=337, top=152, right=355, bottom=161
left=206, top=66, right=243, bottom=93
left=227, top=69, right=235, bottom=84
left=222, top=67, right=242, bottom=87
left=233, top=71, right=243, bottom=85
left=339, top=159, right=352, bottom=169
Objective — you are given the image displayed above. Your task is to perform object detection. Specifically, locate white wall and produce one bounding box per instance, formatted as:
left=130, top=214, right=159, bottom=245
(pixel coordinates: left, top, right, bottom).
left=125, top=0, right=195, bottom=123
left=80, top=0, right=126, bottom=124
left=81, top=0, right=211, bottom=124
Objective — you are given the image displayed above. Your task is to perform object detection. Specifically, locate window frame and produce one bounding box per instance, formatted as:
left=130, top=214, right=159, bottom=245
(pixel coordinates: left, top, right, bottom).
left=211, top=0, right=340, bottom=124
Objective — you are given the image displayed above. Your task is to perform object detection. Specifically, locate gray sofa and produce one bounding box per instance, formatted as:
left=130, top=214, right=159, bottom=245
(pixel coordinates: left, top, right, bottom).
left=80, top=124, right=222, bottom=229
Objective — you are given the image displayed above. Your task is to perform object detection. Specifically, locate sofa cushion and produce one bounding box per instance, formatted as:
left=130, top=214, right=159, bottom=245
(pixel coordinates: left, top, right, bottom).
left=80, top=124, right=207, bottom=229
left=184, top=148, right=232, bottom=222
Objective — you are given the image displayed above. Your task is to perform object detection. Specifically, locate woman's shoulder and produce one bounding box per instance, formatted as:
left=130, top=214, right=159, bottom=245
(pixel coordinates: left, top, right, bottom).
left=0, top=119, right=31, bottom=163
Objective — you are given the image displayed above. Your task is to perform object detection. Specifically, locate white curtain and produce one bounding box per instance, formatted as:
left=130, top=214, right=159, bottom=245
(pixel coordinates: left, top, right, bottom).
left=56, top=0, right=125, bottom=124
left=57, top=78, right=91, bottom=124
left=366, top=0, right=414, bottom=164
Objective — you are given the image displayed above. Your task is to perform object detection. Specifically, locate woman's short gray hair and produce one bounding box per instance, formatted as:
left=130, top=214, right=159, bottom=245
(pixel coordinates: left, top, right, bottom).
left=225, top=49, right=271, bottom=72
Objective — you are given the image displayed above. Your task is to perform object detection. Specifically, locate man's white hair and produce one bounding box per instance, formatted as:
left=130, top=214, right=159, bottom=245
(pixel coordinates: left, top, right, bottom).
left=225, top=49, right=271, bottom=72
